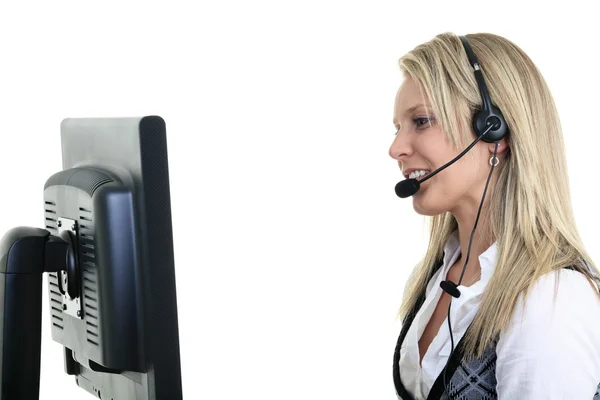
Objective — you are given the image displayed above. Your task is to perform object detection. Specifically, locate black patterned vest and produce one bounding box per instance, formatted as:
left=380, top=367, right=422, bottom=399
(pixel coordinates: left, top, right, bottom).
left=393, top=259, right=600, bottom=400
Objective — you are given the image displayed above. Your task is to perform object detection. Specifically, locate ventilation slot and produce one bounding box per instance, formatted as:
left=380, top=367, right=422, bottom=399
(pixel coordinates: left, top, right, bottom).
left=49, top=273, right=64, bottom=329
left=44, top=200, right=58, bottom=232
left=86, top=317, right=99, bottom=346
left=78, top=211, right=99, bottom=347
left=87, top=178, right=112, bottom=197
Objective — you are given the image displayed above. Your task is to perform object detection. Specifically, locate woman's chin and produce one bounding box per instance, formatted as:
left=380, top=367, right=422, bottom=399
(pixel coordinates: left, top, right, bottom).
left=413, top=189, right=446, bottom=216
left=414, top=205, right=439, bottom=216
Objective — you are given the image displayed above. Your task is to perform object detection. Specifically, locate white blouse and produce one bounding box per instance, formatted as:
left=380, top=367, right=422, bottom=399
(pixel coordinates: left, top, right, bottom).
left=398, top=229, right=600, bottom=399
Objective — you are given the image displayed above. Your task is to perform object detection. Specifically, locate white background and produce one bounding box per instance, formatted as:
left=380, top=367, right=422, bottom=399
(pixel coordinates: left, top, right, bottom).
left=0, top=1, right=598, bottom=399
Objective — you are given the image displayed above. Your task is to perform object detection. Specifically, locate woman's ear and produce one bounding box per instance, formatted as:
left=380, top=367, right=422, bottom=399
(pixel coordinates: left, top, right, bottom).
left=489, top=138, right=509, bottom=155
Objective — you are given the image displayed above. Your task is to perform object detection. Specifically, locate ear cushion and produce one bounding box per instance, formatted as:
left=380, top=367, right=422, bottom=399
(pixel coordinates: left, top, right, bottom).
left=473, top=104, right=508, bottom=143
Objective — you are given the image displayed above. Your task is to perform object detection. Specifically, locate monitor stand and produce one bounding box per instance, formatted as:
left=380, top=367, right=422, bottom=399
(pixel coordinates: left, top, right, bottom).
left=0, top=227, right=72, bottom=400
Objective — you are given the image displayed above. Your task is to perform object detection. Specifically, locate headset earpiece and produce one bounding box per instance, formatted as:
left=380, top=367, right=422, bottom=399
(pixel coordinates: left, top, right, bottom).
left=473, top=106, right=508, bottom=143
left=459, top=35, right=509, bottom=143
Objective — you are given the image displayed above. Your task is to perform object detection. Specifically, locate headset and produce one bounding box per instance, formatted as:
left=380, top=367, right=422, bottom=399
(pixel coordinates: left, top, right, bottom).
left=393, top=35, right=510, bottom=399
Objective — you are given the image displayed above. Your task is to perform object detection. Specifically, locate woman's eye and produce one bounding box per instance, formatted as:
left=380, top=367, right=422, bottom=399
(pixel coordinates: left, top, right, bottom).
left=393, top=117, right=434, bottom=135
left=414, top=116, right=434, bottom=129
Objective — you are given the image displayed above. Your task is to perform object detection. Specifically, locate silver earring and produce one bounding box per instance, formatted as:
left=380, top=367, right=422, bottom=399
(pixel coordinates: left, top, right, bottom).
left=489, top=156, right=499, bottom=166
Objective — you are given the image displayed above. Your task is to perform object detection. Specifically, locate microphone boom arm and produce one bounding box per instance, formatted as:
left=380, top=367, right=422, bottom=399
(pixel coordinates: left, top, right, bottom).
left=418, top=123, right=495, bottom=184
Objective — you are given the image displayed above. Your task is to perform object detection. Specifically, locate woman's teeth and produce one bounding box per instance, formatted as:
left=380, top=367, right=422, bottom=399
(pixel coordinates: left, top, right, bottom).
left=409, top=170, right=430, bottom=179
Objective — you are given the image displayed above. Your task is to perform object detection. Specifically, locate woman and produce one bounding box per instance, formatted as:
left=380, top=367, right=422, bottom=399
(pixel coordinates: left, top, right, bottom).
left=389, top=32, right=600, bottom=399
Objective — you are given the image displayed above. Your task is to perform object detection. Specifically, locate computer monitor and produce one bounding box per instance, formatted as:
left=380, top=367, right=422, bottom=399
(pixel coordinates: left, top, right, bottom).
left=0, top=116, right=182, bottom=399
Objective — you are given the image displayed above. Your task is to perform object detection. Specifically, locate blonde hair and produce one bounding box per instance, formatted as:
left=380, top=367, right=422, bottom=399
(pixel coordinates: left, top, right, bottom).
left=396, top=32, right=600, bottom=360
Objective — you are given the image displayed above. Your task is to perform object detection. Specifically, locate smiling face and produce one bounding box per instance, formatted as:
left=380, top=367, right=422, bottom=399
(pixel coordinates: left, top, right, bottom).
left=389, top=75, right=501, bottom=217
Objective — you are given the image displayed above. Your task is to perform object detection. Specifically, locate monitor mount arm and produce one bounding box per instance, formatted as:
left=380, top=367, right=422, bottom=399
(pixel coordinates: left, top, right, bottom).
left=0, top=226, right=76, bottom=400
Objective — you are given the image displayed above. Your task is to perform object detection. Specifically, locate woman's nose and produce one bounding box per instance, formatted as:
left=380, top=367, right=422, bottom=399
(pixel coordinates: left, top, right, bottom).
left=388, top=131, right=412, bottom=161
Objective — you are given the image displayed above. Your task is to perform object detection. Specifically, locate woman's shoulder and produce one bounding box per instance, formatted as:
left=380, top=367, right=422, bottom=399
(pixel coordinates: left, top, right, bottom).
left=495, top=268, right=600, bottom=396
left=499, top=266, right=600, bottom=342
left=525, top=267, right=600, bottom=308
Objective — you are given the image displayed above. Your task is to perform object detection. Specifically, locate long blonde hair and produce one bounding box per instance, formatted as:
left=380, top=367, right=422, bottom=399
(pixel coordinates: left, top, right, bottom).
left=397, top=32, right=600, bottom=360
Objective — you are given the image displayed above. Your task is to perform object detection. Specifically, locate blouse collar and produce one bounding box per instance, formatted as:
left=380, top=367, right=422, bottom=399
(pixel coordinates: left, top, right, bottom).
left=443, top=229, right=498, bottom=284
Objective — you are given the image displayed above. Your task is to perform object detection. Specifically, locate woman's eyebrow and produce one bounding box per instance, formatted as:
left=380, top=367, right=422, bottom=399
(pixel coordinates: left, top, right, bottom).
left=393, top=104, right=433, bottom=126
left=404, top=103, right=432, bottom=114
